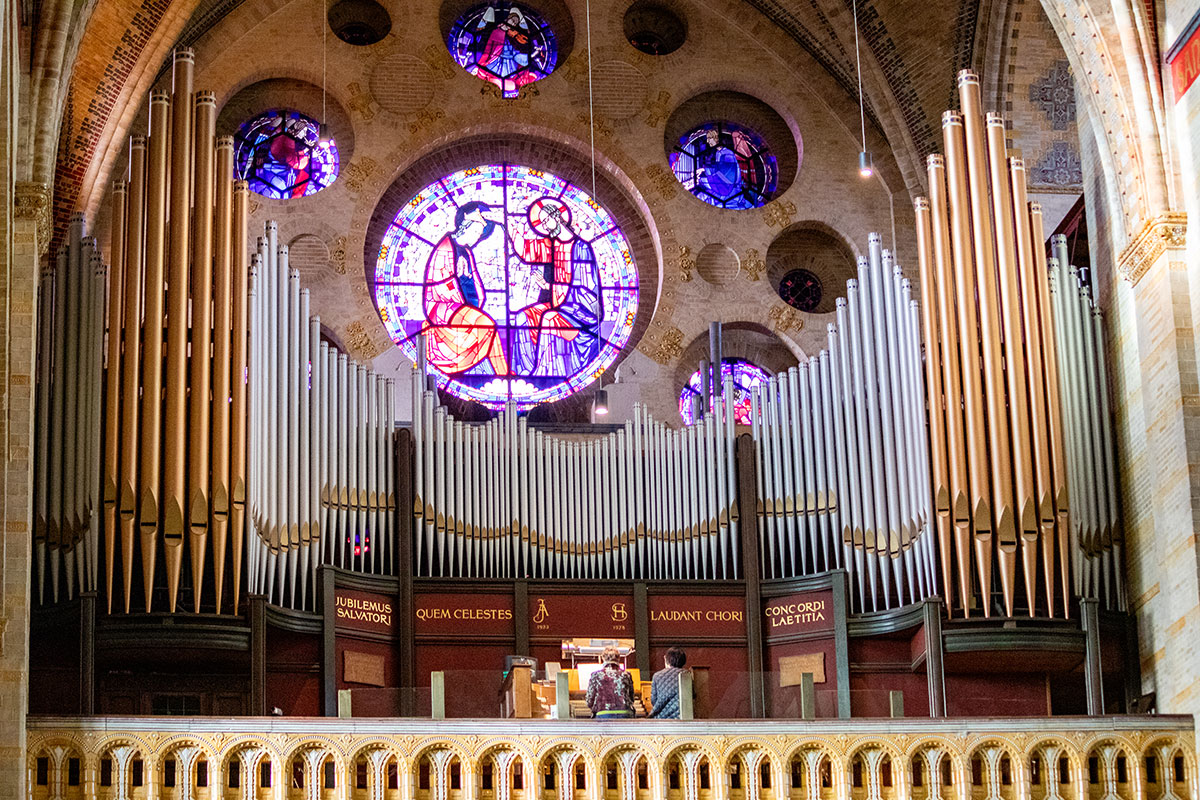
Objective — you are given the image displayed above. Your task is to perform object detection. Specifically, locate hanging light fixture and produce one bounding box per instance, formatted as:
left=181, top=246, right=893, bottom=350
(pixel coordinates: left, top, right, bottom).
left=852, top=0, right=873, bottom=178
left=319, top=0, right=330, bottom=142
left=593, top=388, right=609, bottom=417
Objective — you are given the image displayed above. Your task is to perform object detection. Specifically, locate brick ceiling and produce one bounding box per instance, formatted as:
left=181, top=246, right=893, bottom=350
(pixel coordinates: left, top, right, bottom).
left=48, top=0, right=992, bottom=243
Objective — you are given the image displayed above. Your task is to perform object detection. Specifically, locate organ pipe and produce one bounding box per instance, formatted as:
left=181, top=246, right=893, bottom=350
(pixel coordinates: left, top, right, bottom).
left=96, top=48, right=248, bottom=614
left=245, top=221, right=397, bottom=610
left=34, top=216, right=105, bottom=604
left=915, top=69, right=1079, bottom=617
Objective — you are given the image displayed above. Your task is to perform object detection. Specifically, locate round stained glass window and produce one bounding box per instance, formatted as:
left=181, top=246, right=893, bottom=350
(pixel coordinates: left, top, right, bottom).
left=679, top=358, right=772, bottom=426
left=669, top=121, right=778, bottom=209
left=447, top=2, right=558, bottom=98
left=234, top=109, right=339, bottom=199
left=779, top=268, right=822, bottom=312
left=374, top=163, right=639, bottom=409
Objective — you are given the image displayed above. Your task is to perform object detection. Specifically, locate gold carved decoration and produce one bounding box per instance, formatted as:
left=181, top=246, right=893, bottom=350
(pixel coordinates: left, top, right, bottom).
left=644, top=163, right=678, bottom=200
left=342, top=157, right=379, bottom=193
left=345, top=319, right=384, bottom=361
left=675, top=245, right=695, bottom=282
left=346, top=82, right=378, bottom=121
left=1118, top=212, right=1187, bottom=284
left=421, top=44, right=459, bottom=80
left=763, top=200, right=797, bottom=229
left=408, top=108, right=446, bottom=135
left=769, top=305, right=803, bottom=333
left=639, top=326, right=684, bottom=365
left=330, top=235, right=348, bottom=275
left=15, top=182, right=52, bottom=255
left=644, top=91, right=672, bottom=127
left=743, top=248, right=765, bottom=281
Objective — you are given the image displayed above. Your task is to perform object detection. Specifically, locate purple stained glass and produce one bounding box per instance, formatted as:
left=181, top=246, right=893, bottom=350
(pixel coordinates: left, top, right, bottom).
left=373, top=164, right=639, bottom=410
left=234, top=109, right=339, bottom=199
left=668, top=122, right=778, bottom=210
left=448, top=2, right=558, bottom=98
left=679, top=358, right=772, bottom=426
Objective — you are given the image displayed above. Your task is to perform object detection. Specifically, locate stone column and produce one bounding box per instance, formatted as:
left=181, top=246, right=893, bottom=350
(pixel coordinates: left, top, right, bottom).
left=1117, top=227, right=1200, bottom=726
left=1, top=172, right=48, bottom=800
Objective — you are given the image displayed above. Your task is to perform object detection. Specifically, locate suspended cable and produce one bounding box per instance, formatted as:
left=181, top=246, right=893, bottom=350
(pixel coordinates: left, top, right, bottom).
left=851, top=0, right=873, bottom=177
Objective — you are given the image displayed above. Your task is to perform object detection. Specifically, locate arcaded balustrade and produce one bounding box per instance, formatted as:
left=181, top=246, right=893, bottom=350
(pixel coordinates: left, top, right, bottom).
left=27, top=717, right=1195, bottom=800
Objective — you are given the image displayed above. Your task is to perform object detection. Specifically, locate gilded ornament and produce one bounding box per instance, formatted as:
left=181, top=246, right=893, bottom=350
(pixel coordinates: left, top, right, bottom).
left=639, top=326, right=683, bottom=365
left=763, top=200, right=797, bottom=229
left=330, top=235, right=348, bottom=274
left=346, top=82, right=378, bottom=121
left=408, top=108, right=446, bottom=135
left=645, top=163, right=678, bottom=200
left=342, top=156, right=380, bottom=193
left=768, top=304, right=803, bottom=333
left=1117, top=212, right=1187, bottom=284
left=14, top=182, right=52, bottom=255
left=421, top=44, right=459, bottom=80
left=743, top=248, right=765, bottom=281
left=676, top=244, right=696, bottom=282
left=645, top=91, right=672, bottom=127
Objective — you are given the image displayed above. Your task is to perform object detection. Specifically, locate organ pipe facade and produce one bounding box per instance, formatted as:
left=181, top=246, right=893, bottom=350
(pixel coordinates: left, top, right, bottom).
left=751, top=234, right=937, bottom=612
left=410, top=379, right=740, bottom=581
left=246, top=222, right=397, bottom=611
left=100, top=48, right=250, bottom=614
left=33, top=215, right=105, bottom=605
left=915, top=70, right=1079, bottom=618
left=29, top=62, right=1126, bottom=623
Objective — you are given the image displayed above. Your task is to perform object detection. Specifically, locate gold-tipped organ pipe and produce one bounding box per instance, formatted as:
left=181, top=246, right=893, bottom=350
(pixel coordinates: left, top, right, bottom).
left=163, top=48, right=195, bottom=611
left=103, top=183, right=127, bottom=612
left=1010, top=159, right=1056, bottom=616
left=984, top=112, right=1031, bottom=617
left=942, top=108, right=992, bottom=615
left=139, top=88, right=170, bottom=612
left=230, top=180, right=249, bottom=614
left=187, top=90, right=215, bottom=613
left=210, top=139, right=233, bottom=612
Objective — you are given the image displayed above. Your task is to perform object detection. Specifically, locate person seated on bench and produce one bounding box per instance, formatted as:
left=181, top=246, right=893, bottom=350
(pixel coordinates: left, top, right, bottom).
left=585, top=646, right=635, bottom=719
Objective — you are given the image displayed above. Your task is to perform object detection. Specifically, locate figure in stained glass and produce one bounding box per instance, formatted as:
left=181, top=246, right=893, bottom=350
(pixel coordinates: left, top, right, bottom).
left=669, top=122, right=777, bottom=209
left=374, top=164, right=638, bottom=409
left=680, top=358, right=772, bottom=425
left=234, top=109, right=339, bottom=199
left=422, top=201, right=509, bottom=375
left=448, top=2, right=558, bottom=97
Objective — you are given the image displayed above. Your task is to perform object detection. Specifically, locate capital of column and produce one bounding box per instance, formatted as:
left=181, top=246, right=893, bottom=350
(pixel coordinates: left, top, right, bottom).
left=1118, top=211, right=1188, bottom=284
left=13, top=182, right=52, bottom=257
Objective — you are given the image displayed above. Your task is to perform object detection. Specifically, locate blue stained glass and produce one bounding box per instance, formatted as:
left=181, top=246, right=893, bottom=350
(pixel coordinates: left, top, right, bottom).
left=668, top=122, right=778, bottom=210
left=448, top=2, right=558, bottom=98
left=374, top=164, right=639, bottom=410
left=234, top=109, right=339, bottom=199
left=679, top=358, right=772, bottom=426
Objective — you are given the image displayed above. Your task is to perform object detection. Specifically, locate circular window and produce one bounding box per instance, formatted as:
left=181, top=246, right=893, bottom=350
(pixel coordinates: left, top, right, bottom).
left=669, top=122, right=778, bottom=209
left=679, top=358, right=772, bottom=426
left=779, top=268, right=822, bottom=312
left=328, top=0, right=392, bottom=45
left=373, top=163, right=639, bottom=409
left=624, top=1, right=686, bottom=55
left=234, top=109, right=339, bottom=199
left=447, top=2, right=558, bottom=97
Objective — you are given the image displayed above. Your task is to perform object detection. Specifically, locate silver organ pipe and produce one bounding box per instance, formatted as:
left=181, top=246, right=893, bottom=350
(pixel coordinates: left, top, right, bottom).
left=246, top=221, right=396, bottom=609
left=1048, top=236, right=1124, bottom=611
left=34, top=217, right=105, bottom=604
left=748, top=235, right=934, bottom=610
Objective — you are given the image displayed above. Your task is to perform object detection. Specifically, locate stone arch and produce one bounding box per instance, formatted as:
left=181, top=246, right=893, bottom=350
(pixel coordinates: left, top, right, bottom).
left=905, top=739, right=963, bottom=800
left=282, top=739, right=346, bottom=799
left=1083, top=740, right=1139, bottom=800
left=217, top=738, right=278, bottom=800
left=1024, top=738, right=1085, bottom=800
left=535, top=743, right=594, bottom=800
left=847, top=741, right=907, bottom=800
left=599, top=742, right=658, bottom=800
left=784, top=742, right=840, bottom=800
left=965, top=740, right=1024, bottom=800
left=1142, top=737, right=1194, bottom=800
left=156, top=738, right=217, bottom=799
left=726, top=741, right=785, bottom=800
left=477, top=741, right=535, bottom=800
left=29, top=740, right=87, bottom=800
left=412, top=742, right=473, bottom=800
left=348, top=741, right=407, bottom=800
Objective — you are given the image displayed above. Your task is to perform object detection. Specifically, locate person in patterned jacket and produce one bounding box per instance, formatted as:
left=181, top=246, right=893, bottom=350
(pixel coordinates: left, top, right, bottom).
left=649, top=647, right=690, bottom=719
left=585, top=647, right=635, bottom=719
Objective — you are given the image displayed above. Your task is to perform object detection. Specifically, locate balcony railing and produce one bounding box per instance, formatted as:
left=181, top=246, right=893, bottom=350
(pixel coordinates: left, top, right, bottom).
left=27, top=715, right=1195, bottom=800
